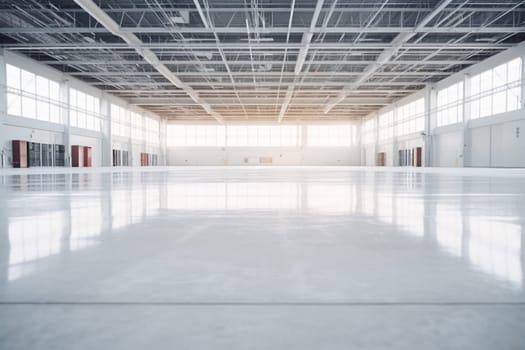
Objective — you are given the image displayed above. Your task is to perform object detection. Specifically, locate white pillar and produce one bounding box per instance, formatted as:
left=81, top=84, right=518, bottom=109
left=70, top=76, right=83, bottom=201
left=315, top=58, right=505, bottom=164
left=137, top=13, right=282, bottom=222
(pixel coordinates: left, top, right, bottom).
left=425, top=87, right=436, bottom=167
left=100, top=95, right=112, bottom=167
left=60, top=79, right=72, bottom=167
left=0, top=49, right=7, bottom=168
left=462, top=73, right=471, bottom=167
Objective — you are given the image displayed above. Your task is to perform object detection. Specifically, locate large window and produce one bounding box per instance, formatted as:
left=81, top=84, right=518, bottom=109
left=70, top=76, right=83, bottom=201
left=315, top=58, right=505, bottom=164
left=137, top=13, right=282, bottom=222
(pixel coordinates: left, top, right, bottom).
left=145, top=117, right=160, bottom=146
left=378, top=111, right=394, bottom=141
left=167, top=125, right=301, bottom=147
left=6, top=64, right=60, bottom=123
left=437, top=81, right=463, bottom=127
left=306, top=125, right=356, bottom=147
left=111, top=104, right=129, bottom=138
left=469, top=58, right=522, bottom=120
left=227, top=125, right=300, bottom=147
left=168, top=125, right=226, bottom=147
left=131, top=111, right=143, bottom=141
left=69, top=88, right=101, bottom=131
left=396, top=98, right=425, bottom=136
left=362, top=117, right=376, bottom=145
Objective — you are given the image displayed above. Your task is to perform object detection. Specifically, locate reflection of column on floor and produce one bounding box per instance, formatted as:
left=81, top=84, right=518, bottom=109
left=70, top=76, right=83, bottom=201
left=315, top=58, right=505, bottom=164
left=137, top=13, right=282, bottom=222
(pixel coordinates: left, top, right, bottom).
left=160, top=181, right=168, bottom=209
left=300, top=183, right=307, bottom=211
left=423, top=175, right=436, bottom=243
left=0, top=188, right=9, bottom=285
left=61, top=181, right=73, bottom=254
left=102, top=173, right=113, bottom=234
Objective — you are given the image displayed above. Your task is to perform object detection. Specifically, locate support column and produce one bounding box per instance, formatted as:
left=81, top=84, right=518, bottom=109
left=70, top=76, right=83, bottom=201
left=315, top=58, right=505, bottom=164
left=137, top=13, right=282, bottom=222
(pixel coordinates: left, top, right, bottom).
left=101, top=96, right=112, bottom=167
left=462, top=73, right=471, bottom=168
left=392, top=106, right=399, bottom=167
left=60, top=79, right=72, bottom=167
left=373, top=113, right=379, bottom=166
left=424, top=87, right=435, bottom=167
left=0, top=49, right=7, bottom=168
left=159, top=117, right=167, bottom=166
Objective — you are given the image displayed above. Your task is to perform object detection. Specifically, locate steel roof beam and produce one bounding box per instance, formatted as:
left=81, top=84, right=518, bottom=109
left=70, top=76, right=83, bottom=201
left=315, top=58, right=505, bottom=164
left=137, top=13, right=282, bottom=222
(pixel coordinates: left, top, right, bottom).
left=73, top=0, right=223, bottom=123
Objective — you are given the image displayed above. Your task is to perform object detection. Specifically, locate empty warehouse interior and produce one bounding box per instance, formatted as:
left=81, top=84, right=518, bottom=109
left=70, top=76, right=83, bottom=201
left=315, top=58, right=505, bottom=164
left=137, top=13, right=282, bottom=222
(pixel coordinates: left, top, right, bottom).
left=1, top=0, right=525, bottom=348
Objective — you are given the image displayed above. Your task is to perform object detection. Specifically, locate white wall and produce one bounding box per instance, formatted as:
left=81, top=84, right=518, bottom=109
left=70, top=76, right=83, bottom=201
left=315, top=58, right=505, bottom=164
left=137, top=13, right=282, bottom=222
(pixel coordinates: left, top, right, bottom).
left=168, top=146, right=361, bottom=166
left=0, top=50, right=166, bottom=168
left=470, top=126, right=491, bottom=167
left=433, top=130, right=463, bottom=167
left=361, top=41, right=525, bottom=168
left=490, top=119, right=525, bottom=167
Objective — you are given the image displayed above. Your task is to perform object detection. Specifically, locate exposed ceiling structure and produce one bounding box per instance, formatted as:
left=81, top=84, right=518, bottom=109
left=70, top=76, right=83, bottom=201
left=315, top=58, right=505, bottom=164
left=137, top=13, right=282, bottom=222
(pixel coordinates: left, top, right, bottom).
left=0, top=0, right=524, bottom=122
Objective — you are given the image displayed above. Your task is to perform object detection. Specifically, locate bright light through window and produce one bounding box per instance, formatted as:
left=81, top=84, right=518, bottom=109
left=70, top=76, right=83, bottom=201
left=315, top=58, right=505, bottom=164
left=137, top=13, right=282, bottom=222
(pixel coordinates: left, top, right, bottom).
left=70, top=88, right=102, bottom=132
left=396, top=98, right=425, bottom=136
left=437, top=81, right=463, bottom=127
left=469, top=58, right=522, bottom=120
left=6, top=64, right=61, bottom=124
left=167, top=125, right=301, bottom=147
left=378, top=111, right=394, bottom=141
left=306, top=125, right=355, bottom=146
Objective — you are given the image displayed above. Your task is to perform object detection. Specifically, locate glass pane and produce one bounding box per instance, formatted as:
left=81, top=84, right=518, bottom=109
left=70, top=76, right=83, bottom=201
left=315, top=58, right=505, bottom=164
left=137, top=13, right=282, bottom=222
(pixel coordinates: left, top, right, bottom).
left=470, top=74, right=480, bottom=97
left=7, top=93, right=21, bottom=116
left=469, top=100, right=480, bottom=120
left=37, top=100, right=50, bottom=121
left=49, top=81, right=60, bottom=101
left=507, top=58, right=521, bottom=84
left=480, top=96, right=492, bottom=118
left=22, top=96, right=36, bottom=119
left=50, top=104, right=60, bottom=124
left=507, top=87, right=521, bottom=111
left=480, top=70, right=492, bottom=92
left=492, top=91, right=506, bottom=115
left=21, top=69, right=36, bottom=94
left=36, top=76, right=49, bottom=99
left=493, top=64, right=507, bottom=89
left=6, top=64, right=20, bottom=90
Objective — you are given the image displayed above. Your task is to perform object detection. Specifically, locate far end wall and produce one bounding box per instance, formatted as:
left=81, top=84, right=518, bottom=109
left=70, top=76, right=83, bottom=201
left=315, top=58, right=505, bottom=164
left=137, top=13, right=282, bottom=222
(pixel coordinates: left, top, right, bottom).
left=168, top=146, right=360, bottom=166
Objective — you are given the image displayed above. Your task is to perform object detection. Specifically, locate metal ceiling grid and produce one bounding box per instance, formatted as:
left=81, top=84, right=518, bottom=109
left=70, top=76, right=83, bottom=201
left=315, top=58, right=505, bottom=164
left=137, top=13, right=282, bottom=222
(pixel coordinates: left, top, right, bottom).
left=0, top=0, right=524, bottom=122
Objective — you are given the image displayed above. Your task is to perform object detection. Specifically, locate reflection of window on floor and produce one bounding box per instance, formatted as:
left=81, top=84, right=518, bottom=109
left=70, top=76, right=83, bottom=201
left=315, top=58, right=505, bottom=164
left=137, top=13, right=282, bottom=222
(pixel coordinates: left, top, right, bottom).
left=436, top=204, right=463, bottom=257
left=307, top=184, right=356, bottom=213
left=377, top=195, right=393, bottom=223
left=468, top=217, right=522, bottom=288
left=70, top=198, right=103, bottom=251
left=395, top=197, right=424, bottom=237
left=112, top=190, right=132, bottom=229
left=8, top=210, right=67, bottom=280
left=131, top=189, right=144, bottom=224
left=360, top=189, right=375, bottom=216
left=145, top=187, right=160, bottom=216
left=166, top=183, right=299, bottom=210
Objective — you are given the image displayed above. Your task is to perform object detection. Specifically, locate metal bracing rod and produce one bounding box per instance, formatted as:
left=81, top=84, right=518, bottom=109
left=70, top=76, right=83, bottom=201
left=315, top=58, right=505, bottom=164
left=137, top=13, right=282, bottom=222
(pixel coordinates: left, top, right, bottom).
left=40, top=59, right=481, bottom=66
left=323, top=0, right=455, bottom=114
left=88, top=81, right=428, bottom=87
left=275, top=0, right=296, bottom=114
left=68, top=71, right=448, bottom=77
left=1, top=26, right=524, bottom=34
left=128, top=97, right=392, bottom=105
left=279, top=0, right=326, bottom=122
left=5, top=6, right=524, bottom=14
left=3, top=42, right=513, bottom=50
left=72, top=0, right=223, bottom=123
left=192, top=0, right=247, bottom=117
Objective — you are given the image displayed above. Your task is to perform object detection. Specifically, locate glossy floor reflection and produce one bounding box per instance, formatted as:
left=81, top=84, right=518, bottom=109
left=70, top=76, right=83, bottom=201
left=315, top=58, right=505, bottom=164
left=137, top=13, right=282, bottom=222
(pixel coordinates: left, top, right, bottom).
left=0, top=166, right=524, bottom=349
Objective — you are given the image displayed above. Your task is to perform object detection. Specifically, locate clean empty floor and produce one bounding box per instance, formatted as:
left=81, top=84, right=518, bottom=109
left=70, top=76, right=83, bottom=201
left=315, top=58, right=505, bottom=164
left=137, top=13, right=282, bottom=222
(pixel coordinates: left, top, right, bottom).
left=0, top=166, right=524, bottom=349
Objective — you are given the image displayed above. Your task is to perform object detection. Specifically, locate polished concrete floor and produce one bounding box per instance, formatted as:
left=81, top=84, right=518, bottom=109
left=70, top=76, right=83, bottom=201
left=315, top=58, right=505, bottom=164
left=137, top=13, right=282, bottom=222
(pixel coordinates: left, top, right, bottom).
left=0, top=166, right=524, bottom=349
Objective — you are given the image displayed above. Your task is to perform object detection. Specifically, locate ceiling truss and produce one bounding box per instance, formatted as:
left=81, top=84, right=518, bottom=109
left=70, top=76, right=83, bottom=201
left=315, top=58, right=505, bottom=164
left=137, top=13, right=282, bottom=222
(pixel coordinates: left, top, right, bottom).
left=0, top=0, right=524, bottom=122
